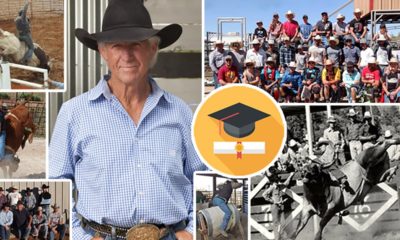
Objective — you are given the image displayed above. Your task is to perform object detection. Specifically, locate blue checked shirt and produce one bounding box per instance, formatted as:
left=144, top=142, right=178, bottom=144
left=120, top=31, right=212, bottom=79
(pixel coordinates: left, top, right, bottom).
left=49, top=76, right=207, bottom=240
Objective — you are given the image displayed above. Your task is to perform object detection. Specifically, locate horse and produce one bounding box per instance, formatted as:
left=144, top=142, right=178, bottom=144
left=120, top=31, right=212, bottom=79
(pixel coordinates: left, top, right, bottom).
left=1, top=103, right=36, bottom=178
left=285, top=139, right=400, bottom=240
left=0, top=28, right=50, bottom=70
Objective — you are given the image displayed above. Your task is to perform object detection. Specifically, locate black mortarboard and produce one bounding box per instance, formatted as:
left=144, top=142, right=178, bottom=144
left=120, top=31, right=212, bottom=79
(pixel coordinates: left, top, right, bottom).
left=209, top=103, right=270, bottom=138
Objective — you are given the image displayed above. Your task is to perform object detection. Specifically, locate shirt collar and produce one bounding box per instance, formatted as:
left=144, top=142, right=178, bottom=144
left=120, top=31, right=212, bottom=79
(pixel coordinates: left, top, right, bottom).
left=88, top=75, right=172, bottom=103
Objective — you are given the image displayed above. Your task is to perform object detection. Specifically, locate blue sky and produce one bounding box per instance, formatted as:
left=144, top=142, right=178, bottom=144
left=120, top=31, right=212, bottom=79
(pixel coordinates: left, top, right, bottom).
left=205, top=0, right=355, bottom=34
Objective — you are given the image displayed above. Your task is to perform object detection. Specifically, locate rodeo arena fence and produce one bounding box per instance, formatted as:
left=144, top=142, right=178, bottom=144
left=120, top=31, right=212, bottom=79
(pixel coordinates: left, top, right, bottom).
left=3, top=99, right=46, bottom=137
left=0, top=0, right=63, bottom=20
left=250, top=105, right=400, bottom=239
left=0, top=0, right=64, bottom=89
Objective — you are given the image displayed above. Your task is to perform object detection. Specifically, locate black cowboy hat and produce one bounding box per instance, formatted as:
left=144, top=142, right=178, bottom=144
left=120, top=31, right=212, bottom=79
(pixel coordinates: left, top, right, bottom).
left=75, top=0, right=182, bottom=51
left=42, top=184, right=49, bottom=189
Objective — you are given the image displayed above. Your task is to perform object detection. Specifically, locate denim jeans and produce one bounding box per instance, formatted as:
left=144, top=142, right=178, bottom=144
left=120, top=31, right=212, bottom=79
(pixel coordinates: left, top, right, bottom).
left=213, top=72, right=220, bottom=89
left=19, top=33, right=34, bottom=63
left=212, top=196, right=232, bottom=231
left=11, top=226, right=30, bottom=240
left=0, top=226, right=10, bottom=240
left=0, top=130, right=6, bottom=159
left=49, top=224, right=66, bottom=240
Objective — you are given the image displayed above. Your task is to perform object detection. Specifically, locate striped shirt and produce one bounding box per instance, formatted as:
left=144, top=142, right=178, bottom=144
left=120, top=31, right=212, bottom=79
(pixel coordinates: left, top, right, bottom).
left=49, top=76, right=207, bottom=239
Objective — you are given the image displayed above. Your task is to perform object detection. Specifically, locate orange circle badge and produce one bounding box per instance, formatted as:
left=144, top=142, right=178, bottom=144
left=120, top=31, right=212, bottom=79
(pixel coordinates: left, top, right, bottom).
left=192, top=85, right=286, bottom=177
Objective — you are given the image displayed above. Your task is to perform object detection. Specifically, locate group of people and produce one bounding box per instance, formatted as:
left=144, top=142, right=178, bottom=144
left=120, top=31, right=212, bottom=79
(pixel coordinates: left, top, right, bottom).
left=0, top=184, right=65, bottom=240
left=208, top=9, right=400, bottom=103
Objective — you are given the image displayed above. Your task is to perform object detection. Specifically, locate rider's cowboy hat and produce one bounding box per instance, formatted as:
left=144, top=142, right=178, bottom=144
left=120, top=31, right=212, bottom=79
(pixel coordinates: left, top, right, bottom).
left=75, top=0, right=182, bottom=51
left=327, top=116, right=336, bottom=123
left=363, top=111, right=372, bottom=119
left=368, top=57, right=377, bottom=64
left=347, top=108, right=357, bottom=117
left=314, top=35, right=322, bottom=41
left=51, top=204, right=60, bottom=209
left=41, top=184, right=49, bottom=189
left=11, top=186, right=18, bottom=190
left=244, top=58, right=255, bottom=66
left=354, top=8, right=362, bottom=13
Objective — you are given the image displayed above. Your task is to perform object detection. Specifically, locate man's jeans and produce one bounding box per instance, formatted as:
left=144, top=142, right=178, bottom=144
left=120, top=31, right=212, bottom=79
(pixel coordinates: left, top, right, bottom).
left=19, top=34, right=34, bottom=63
left=49, top=224, right=66, bottom=240
left=0, top=226, right=10, bottom=240
left=212, top=196, right=232, bottom=231
left=349, top=140, right=362, bottom=160
left=213, top=72, right=220, bottom=89
left=11, top=226, right=31, bottom=240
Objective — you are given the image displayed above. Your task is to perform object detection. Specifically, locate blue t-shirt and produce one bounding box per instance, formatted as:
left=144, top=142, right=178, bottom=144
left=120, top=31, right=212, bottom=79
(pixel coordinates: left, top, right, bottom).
left=300, top=23, right=313, bottom=39
left=303, top=68, right=321, bottom=84
left=282, top=71, right=303, bottom=90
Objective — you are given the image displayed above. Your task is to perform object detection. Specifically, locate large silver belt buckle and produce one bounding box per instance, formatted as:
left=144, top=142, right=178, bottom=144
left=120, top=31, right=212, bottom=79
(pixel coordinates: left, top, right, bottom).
left=126, top=224, right=160, bottom=240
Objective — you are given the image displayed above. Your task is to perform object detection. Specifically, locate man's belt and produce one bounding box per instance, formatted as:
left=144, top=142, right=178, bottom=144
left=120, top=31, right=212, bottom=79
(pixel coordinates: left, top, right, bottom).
left=84, top=218, right=185, bottom=240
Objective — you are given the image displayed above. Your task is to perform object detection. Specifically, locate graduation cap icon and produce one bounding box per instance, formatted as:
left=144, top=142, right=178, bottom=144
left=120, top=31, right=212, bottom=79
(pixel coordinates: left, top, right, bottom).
left=209, top=103, right=270, bottom=138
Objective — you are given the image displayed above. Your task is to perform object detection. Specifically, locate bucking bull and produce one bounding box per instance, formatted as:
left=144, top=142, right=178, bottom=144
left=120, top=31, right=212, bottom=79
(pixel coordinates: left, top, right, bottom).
left=282, top=139, right=399, bottom=240
left=0, top=28, right=50, bottom=70
left=1, top=103, right=36, bottom=178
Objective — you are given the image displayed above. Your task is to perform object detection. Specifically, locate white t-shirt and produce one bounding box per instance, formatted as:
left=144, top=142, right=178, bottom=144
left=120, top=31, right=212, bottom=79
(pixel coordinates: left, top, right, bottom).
left=246, top=48, right=266, bottom=68
left=376, top=47, right=389, bottom=65
left=360, top=48, right=374, bottom=67
left=48, top=212, right=63, bottom=227
left=7, top=192, right=21, bottom=206
left=308, top=45, right=326, bottom=65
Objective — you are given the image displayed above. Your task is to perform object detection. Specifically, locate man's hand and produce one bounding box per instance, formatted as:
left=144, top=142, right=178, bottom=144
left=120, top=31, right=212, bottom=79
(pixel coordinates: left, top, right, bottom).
left=175, top=230, right=193, bottom=240
left=91, top=237, right=104, bottom=240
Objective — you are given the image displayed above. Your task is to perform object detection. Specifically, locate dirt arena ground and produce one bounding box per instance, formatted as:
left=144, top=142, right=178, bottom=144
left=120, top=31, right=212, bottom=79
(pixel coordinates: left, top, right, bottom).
left=1, top=137, right=46, bottom=179
left=0, top=15, right=64, bottom=89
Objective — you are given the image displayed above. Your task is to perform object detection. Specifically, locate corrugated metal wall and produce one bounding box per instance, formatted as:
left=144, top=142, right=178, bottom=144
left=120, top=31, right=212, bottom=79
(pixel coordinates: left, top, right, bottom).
left=49, top=0, right=202, bottom=136
left=354, top=0, right=400, bottom=13
left=0, top=181, right=70, bottom=213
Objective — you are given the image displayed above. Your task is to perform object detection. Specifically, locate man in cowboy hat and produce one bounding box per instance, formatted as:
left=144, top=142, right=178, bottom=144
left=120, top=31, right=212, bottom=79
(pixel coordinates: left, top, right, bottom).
left=23, top=188, right=36, bottom=216
left=246, top=39, right=266, bottom=71
left=343, top=35, right=361, bottom=65
left=7, top=186, right=21, bottom=210
left=301, top=57, right=321, bottom=102
left=308, top=35, right=326, bottom=72
left=11, top=200, right=31, bottom=240
left=242, top=59, right=260, bottom=86
left=360, top=111, right=379, bottom=150
left=361, top=57, right=381, bottom=102
left=333, top=13, right=348, bottom=48
left=253, top=20, right=267, bottom=43
left=38, top=184, right=51, bottom=217
left=280, top=61, right=303, bottom=102
left=265, top=39, right=279, bottom=64
left=209, top=40, right=228, bottom=89
left=261, top=57, right=280, bottom=100
left=326, top=36, right=343, bottom=68
left=228, top=40, right=246, bottom=79
left=342, top=61, right=361, bottom=103
left=321, top=59, right=342, bottom=102
left=323, top=116, right=346, bottom=165
left=359, top=38, right=374, bottom=73
left=314, top=12, right=333, bottom=46
left=279, top=36, right=296, bottom=69
left=211, top=179, right=243, bottom=237
left=384, top=130, right=400, bottom=161
left=282, top=10, right=299, bottom=43
left=349, top=8, right=367, bottom=46
left=375, top=35, right=392, bottom=73
left=218, top=55, right=239, bottom=86
left=345, top=108, right=363, bottom=160
left=49, top=1, right=206, bottom=239
left=48, top=204, right=66, bottom=240
left=382, top=57, right=400, bottom=103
